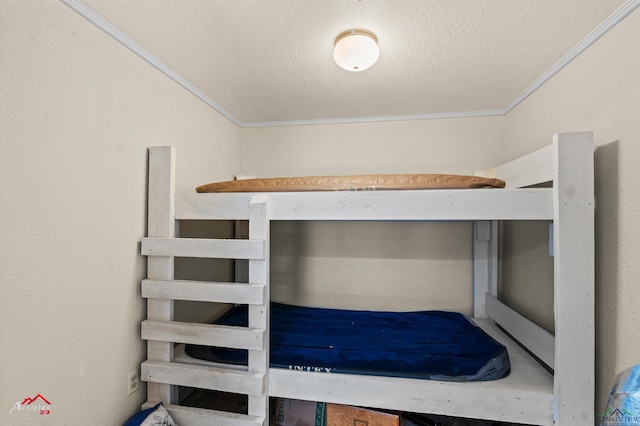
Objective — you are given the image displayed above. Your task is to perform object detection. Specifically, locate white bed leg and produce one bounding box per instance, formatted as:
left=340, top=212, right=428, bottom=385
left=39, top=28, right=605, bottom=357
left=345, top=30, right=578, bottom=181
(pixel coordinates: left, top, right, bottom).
left=552, top=132, right=594, bottom=425
left=248, top=195, right=270, bottom=425
left=473, top=220, right=498, bottom=318
left=146, top=146, right=178, bottom=404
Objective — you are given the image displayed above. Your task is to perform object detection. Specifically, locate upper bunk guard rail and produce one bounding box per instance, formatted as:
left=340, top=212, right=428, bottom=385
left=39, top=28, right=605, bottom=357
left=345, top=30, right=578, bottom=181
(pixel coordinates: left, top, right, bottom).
left=176, top=188, right=553, bottom=221
left=480, top=144, right=554, bottom=189
left=142, top=146, right=272, bottom=426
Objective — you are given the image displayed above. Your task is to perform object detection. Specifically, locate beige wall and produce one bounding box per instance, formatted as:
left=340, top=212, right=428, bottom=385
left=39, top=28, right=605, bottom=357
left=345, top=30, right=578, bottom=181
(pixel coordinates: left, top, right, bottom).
left=241, top=118, right=504, bottom=313
left=241, top=117, right=505, bottom=177
left=0, top=1, right=240, bottom=425
left=502, top=9, right=640, bottom=411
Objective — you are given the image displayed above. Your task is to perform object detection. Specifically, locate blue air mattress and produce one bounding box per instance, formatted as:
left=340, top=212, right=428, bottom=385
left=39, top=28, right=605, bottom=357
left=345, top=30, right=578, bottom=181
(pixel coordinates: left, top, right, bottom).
left=185, top=303, right=510, bottom=382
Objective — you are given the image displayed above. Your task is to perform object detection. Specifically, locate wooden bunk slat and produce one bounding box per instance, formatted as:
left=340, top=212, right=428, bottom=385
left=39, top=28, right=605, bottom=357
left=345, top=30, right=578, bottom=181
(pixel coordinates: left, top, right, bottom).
left=485, top=294, right=555, bottom=367
left=141, top=361, right=264, bottom=395
left=142, top=279, right=266, bottom=305
left=142, top=237, right=266, bottom=260
left=175, top=188, right=553, bottom=221
left=142, top=320, right=264, bottom=350
left=142, top=402, right=263, bottom=426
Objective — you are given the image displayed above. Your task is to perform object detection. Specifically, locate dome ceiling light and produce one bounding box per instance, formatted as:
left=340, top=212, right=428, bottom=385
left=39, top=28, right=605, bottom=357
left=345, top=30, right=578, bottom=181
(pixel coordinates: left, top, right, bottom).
left=333, top=29, right=379, bottom=72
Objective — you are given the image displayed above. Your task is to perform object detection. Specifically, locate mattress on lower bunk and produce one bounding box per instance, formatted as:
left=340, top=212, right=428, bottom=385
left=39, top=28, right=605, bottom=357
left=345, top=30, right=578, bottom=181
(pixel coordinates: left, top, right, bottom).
left=185, top=303, right=510, bottom=382
left=196, top=174, right=506, bottom=193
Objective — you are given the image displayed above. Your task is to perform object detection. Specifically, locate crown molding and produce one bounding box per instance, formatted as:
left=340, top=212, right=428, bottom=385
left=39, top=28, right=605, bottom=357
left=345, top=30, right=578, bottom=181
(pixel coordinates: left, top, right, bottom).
left=61, top=0, right=639, bottom=129
left=60, top=0, right=242, bottom=127
left=240, top=109, right=505, bottom=128
left=502, top=0, right=640, bottom=114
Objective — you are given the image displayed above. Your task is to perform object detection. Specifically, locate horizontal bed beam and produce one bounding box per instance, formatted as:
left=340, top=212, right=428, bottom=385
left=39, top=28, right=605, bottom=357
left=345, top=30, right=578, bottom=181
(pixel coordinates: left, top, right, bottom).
left=142, top=279, right=266, bottom=305
left=269, top=369, right=553, bottom=426
left=176, top=189, right=553, bottom=221
left=141, top=361, right=264, bottom=396
left=142, top=237, right=266, bottom=260
left=142, top=320, right=264, bottom=351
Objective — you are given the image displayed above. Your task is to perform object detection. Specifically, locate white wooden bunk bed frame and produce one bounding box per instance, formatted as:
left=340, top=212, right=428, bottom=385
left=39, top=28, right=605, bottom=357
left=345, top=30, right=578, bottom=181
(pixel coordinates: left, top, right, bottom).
left=139, top=132, right=594, bottom=426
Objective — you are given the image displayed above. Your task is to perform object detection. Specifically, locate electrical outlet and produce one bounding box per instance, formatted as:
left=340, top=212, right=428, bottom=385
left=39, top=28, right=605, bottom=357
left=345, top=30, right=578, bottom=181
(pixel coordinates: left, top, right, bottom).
left=127, top=369, right=139, bottom=395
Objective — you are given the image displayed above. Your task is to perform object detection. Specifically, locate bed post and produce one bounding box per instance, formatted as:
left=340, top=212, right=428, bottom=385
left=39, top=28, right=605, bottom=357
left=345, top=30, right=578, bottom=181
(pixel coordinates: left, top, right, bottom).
left=473, top=220, right=499, bottom=318
left=145, top=146, right=178, bottom=404
left=552, top=132, right=594, bottom=425
left=248, top=194, right=271, bottom=424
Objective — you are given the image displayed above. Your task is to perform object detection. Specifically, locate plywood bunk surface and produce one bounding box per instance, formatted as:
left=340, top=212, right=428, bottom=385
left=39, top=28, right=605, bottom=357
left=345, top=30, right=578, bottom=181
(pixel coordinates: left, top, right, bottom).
left=140, top=132, right=595, bottom=426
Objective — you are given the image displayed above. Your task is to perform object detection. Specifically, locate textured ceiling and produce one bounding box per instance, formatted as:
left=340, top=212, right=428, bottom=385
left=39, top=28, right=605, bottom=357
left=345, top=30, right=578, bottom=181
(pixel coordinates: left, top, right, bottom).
left=77, top=0, right=627, bottom=125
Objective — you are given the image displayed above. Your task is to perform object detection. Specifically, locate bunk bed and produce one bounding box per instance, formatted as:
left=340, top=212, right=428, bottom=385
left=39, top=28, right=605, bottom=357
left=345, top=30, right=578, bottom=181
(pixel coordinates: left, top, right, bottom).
left=139, top=132, right=594, bottom=426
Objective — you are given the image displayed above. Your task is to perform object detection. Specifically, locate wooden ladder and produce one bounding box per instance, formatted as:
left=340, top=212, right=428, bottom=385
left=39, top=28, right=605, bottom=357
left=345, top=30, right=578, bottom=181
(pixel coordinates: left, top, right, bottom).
left=140, top=146, right=270, bottom=426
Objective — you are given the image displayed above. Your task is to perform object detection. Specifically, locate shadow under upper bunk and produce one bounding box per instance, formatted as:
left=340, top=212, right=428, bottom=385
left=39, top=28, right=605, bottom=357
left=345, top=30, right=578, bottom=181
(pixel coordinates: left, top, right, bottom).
left=185, top=303, right=510, bottom=382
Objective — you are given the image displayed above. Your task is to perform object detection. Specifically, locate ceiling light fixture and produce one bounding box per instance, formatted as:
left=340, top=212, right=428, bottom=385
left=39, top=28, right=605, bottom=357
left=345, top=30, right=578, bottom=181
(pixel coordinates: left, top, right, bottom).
left=333, top=29, right=379, bottom=72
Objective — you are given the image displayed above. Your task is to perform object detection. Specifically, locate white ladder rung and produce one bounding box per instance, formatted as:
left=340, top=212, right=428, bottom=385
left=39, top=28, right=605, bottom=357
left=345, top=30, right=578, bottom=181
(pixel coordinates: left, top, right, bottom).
left=142, top=320, right=264, bottom=350
left=142, top=279, right=266, bottom=304
left=142, top=361, right=264, bottom=395
left=142, top=401, right=264, bottom=426
left=142, top=237, right=266, bottom=260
